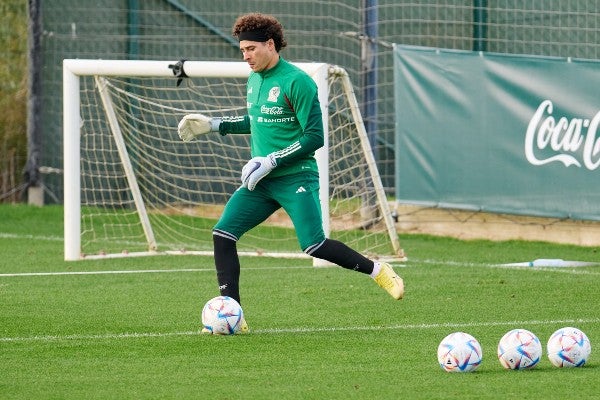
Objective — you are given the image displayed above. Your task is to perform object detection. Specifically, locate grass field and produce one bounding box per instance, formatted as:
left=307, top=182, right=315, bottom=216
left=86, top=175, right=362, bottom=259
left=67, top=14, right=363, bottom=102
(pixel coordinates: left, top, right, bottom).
left=1, top=204, right=599, bottom=399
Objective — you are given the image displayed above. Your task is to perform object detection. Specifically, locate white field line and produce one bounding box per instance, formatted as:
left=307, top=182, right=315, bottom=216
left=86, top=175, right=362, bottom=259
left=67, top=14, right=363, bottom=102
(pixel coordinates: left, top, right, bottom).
left=2, top=259, right=599, bottom=278
left=412, top=259, right=600, bottom=275
left=0, top=232, right=63, bottom=241
left=0, top=265, right=334, bottom=278
left=1, top=317, right=599, bottom=343
left=0, top=268, right=213, bottom=277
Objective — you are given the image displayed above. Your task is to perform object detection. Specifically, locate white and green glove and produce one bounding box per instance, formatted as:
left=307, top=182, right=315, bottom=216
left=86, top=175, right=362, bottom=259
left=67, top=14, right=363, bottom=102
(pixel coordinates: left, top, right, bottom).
left=241, top=154, right=277, bottom=191
left=177, top=114, right=221, bottom=142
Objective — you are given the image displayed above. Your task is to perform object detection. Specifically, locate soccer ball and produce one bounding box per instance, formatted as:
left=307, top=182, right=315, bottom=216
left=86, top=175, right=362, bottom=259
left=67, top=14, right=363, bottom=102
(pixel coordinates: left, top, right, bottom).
left=201, top=296, right=244, bottom=335
left=437, top=332, right=483, bottom=372
left=497, top=328, right=542, bottom=370
left=547, top=327, right=591, bottom=368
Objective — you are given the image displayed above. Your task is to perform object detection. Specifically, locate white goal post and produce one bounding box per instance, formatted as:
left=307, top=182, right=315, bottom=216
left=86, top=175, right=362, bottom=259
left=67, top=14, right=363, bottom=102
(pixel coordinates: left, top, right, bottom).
left=63, top=59, right=405, bottom=262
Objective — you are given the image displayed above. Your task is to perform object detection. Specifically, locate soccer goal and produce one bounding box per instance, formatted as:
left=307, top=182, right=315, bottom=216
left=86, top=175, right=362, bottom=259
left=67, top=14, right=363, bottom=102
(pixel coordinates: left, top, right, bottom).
left=63, top=59, right=405, bottom=262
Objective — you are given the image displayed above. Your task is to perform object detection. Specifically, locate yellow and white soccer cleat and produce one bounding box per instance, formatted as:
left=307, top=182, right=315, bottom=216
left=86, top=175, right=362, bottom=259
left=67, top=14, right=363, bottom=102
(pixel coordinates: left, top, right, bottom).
left=374, top=262, right=404, bottom=300
left=238, top=317, right=249, bottom=334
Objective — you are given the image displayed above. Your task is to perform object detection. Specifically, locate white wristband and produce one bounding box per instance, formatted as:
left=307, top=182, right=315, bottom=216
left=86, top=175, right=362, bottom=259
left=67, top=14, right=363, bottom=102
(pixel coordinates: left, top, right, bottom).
left=210, top=118, right=222, bottom=132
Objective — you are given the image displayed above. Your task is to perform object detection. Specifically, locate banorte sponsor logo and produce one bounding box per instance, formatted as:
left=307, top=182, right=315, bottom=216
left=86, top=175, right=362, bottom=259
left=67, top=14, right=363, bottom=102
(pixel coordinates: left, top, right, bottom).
left=525, top=100, right=600, bottom=170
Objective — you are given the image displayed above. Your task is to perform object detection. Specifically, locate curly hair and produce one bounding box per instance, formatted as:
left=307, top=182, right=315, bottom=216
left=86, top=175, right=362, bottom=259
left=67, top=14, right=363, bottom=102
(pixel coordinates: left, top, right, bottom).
left=232, top=13, right=287, bottom=52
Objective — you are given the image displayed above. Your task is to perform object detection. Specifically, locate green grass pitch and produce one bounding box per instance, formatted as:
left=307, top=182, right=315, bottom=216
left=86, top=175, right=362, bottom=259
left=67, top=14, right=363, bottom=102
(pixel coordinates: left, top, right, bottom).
left=1, top=204, right=599, bottom=399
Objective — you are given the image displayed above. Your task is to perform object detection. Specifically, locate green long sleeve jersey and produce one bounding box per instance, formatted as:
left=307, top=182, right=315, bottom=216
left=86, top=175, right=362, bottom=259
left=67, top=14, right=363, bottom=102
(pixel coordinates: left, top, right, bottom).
left=218, top=57, right=324, bottom=178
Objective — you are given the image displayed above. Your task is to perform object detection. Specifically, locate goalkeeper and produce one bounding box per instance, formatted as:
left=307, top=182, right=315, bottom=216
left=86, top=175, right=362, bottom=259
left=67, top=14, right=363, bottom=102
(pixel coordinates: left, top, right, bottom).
left=178, top=13, right=404, bottom=331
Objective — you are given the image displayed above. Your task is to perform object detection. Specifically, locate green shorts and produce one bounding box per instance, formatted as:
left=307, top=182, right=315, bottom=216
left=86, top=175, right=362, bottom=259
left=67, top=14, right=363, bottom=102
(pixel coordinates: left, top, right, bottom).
left=213, top=172, right=325, bottom=251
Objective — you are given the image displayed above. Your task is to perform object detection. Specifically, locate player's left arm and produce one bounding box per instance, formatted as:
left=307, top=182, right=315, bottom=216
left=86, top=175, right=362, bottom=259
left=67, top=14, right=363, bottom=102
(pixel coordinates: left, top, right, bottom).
left=272, top=77, right=324, bottom=167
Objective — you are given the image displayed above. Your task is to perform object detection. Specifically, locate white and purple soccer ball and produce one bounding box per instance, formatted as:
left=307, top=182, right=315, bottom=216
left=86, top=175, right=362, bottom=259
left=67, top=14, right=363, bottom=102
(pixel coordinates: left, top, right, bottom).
left=547, top=327, right=591, bottom=368
left=437, top=332, right=483, bottom=372
left=201, top=296, right=244, bottom=335
left=497, top=328, right=542, bottom=370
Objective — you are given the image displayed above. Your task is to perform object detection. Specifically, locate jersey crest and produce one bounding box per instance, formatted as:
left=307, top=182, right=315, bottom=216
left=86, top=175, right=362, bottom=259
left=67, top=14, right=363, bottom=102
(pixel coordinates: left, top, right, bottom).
left=267, top=86, right=280, bottom=102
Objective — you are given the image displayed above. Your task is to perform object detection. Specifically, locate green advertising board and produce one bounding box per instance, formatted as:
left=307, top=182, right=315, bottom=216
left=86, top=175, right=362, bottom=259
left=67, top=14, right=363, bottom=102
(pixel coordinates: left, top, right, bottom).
left=394, top=45, right=600, bottom=220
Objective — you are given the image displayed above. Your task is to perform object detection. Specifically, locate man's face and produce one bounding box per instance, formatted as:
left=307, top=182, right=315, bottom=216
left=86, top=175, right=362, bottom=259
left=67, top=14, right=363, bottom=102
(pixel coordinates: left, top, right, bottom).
left=239, top=39, right=278, bottom=72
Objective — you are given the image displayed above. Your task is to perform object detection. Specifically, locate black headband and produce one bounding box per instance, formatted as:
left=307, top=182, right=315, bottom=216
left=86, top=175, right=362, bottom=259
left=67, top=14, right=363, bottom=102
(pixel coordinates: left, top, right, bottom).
left=238, top=29, right=269, bottom=42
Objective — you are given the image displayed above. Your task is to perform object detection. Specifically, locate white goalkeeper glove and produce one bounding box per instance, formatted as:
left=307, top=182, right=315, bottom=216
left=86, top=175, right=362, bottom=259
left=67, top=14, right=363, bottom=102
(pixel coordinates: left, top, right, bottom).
left=241, top=154, right=277, bottom=191
left=177, top=114, right=221, bottom=142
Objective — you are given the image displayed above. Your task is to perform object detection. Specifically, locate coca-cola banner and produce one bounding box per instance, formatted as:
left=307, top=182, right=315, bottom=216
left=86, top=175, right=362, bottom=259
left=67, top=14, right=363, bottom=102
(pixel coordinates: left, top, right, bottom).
left=394, top=45, right=600, bottom=221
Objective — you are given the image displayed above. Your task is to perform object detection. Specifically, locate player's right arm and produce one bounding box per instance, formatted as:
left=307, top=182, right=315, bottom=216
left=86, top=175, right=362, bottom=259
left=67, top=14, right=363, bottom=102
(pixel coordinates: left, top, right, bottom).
left=178, top=114, right=250, bottom=141
left=218, top=115, right=251, bottom=136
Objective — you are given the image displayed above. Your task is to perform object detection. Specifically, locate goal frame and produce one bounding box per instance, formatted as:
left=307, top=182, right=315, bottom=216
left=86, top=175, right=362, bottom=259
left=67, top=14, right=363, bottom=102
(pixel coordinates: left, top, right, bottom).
left=63, top=59, right=402, bottom=261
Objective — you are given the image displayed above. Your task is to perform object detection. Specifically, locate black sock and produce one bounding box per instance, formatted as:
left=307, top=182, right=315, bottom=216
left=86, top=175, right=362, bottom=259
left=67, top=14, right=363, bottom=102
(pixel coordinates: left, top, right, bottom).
left=310, top=238, right=374, bottom=274
left=213, top=233, right=241, bottom=304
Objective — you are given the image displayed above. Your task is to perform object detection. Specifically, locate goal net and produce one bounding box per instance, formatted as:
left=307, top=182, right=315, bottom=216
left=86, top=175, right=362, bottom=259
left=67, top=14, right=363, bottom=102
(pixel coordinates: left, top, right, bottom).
left=63, top=60, right=405, bottom=262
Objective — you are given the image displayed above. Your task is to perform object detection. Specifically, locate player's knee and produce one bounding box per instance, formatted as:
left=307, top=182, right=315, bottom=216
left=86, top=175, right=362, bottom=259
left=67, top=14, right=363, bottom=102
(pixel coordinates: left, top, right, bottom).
left=303, top=239, right=326, bottom=256
left=213, top=229, right=238, bottom=244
